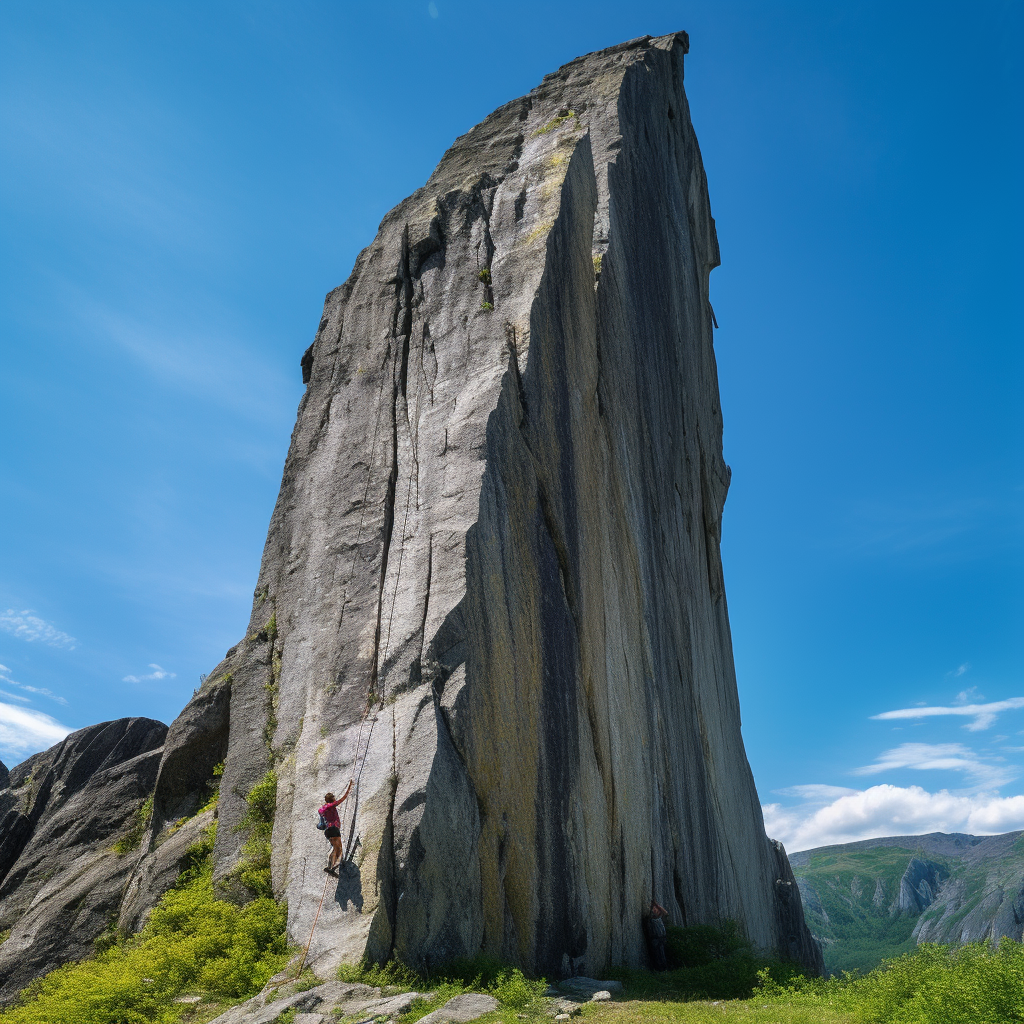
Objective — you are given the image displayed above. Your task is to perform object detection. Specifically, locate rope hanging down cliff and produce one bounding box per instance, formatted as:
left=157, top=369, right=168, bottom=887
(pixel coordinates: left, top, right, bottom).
left=338, top=321, right=427, bottom=863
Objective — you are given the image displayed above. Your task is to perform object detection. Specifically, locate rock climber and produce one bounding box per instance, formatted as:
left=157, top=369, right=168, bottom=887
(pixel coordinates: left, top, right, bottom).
left=319, top=780, right=354, bottom=876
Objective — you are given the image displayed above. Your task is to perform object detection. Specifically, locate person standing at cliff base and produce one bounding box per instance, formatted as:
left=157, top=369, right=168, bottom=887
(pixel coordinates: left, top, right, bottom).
left=644, top=900, right=669, bottom=970
left=319, top=780, right=353, bottom=875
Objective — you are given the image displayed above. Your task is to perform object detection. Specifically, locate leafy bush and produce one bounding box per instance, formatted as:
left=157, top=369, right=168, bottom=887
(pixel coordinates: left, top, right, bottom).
left=607, top=921, right=805, bottom=1002
left=665, top=921, right=750, bottom=967
left=339, top=956, right=546, bottom=1022
left=854, top=940, right=1024, bottom=1024
left=2, top=822, right=289, bottom=1024
left=232, top=769, right=277, bottom=899
left=752, top=938, right=1024, bottom=1024
left=113, top=795, right=153, bottom=856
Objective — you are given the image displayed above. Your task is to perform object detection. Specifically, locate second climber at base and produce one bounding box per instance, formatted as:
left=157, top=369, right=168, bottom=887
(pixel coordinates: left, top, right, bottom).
left=320, top=780, right=354, bottom=876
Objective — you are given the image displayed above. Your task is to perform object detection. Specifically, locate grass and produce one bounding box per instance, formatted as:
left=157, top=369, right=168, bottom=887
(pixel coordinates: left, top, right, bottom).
left=337, top=929, right=1024, bottom=1024
left=578, top=997, right=853, bottom=1024
left=336, top=955, right=548, bottom=1024
left=1, top=821, right=290, bottom=1024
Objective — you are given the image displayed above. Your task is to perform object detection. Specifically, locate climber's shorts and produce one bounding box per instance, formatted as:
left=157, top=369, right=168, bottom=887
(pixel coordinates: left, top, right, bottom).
left=325, top=826, right=341, bottom=839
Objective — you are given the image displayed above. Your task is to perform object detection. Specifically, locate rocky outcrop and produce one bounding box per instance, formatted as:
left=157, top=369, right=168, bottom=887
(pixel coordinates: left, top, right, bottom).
left=180, top=29, right=821, bottom=978
left=0, top=30, right=824, bottom=997
left=0, top=718, right=166, bottom=1000
left=894, top=858, right=947, bottom=915
left=911, top=832, right=1024, bottom=945
left=789, top=830, right=1024, bottom=971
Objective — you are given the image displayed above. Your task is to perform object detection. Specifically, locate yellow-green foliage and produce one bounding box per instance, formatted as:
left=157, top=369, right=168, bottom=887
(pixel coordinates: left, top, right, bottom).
left=338, top=957, right=546, bottom=1023
left=1, top=824, right=288, bottom=1024
left=850, top=939, right=1024, bottom=1023
left=533, top=111, right=578, bottom=136
left=751, top=938, right=1024, bottom=1024
left=198, top=761, right=224, bottom=815
left=233, top=769, right=277, bottom=899
left=113, top=795, right=153, bottom=856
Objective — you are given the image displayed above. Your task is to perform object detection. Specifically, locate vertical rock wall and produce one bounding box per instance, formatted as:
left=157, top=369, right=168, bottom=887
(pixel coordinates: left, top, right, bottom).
left=153, top=31, right=821, bottom=977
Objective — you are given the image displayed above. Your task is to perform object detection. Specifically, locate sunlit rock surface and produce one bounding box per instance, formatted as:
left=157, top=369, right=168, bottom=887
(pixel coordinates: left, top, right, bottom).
left=188, top=30, right=820, bottom=976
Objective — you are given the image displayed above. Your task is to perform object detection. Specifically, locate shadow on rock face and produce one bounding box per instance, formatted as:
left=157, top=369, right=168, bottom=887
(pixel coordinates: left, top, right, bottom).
left=334, top=860, right=364, bottom=913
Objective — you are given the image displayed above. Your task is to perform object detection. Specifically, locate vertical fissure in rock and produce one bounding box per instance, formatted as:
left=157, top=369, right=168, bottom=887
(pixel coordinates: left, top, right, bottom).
left=504, top=323, right=528, bottom=423
left=370, top=233, right=413, bottom=699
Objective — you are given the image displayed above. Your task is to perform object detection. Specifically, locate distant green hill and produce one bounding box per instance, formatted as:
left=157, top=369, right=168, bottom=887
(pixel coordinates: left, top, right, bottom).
left=788, top=831, right=1024, bottom=975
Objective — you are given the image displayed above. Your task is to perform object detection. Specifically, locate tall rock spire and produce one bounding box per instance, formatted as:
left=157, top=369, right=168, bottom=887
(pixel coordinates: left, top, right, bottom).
left=150, top=30, right=822, bottom=977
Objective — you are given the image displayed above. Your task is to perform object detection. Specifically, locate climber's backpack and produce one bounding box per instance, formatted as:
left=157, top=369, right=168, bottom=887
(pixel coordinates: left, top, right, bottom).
left=316, top=812, right=328, bottom=831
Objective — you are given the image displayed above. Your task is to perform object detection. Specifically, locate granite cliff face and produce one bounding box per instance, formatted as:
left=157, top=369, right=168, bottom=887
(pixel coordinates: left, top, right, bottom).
left=185, top=29, right=818, bottom=977
left=0, top=31, right=822, bottom=992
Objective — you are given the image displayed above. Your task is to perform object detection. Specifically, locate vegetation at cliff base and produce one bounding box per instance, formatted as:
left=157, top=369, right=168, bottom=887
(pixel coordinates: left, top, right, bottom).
left=1, top=823, right=289, bottom=1024
left=588, top=938, right=1024, bottom=1024
left=230, top=768, right=277, bottom=899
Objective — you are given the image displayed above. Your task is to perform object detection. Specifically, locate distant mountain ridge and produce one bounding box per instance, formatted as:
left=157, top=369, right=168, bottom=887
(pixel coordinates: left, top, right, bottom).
left=789, top=831, right=1024, bottom=974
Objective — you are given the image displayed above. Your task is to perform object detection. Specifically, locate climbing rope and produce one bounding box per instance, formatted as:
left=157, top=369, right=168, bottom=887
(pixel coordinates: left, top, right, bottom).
left=338, top=330, right=425, bottom=861
left=294, top=869, right=333, bottom=980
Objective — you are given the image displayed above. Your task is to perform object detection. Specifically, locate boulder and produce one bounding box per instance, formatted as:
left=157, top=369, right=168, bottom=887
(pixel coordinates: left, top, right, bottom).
left=0, top=718, right=167, bottom=1000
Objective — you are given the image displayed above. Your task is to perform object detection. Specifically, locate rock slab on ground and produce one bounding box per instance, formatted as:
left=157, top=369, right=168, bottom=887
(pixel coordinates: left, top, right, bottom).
left=557, top=979, right=623, bottom=999
left=417, top=993, right=500, bottom=1024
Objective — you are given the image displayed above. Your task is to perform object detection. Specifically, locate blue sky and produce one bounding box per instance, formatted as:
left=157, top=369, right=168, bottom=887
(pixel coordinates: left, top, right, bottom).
left=1, top=1, right=1021, bottom=851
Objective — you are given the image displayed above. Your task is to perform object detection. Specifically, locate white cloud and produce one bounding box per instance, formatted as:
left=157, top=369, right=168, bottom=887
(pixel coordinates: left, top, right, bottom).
left=0, top=702, right=71, bottom=762
left=427, top=2, right=439, bottom=17
left=764, top=784, right=1024, bottom=852
left=872, top=697, right=1024, bottom=732
left=0, top=666, right=68, bottom=706
left=123, top=663, right=176, bottom=684
left=775, top=784, right=859, bottom=801
left=955, top=685, right=984, bottom=704
left=954, top=663, right=970, bottom=678
left=853, top=742, right=1017, bottom=789
left=0, top=610, right=76, bottom=650
left=0, top=690, right=31, bottom=704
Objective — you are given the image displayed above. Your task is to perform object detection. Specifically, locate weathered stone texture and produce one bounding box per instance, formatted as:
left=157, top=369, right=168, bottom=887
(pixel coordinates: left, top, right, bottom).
left=0, top=718, right=166, bottom=1000
left=203, top=30, right=820, bottom=977
left=0, top=31, right=823, bottom=997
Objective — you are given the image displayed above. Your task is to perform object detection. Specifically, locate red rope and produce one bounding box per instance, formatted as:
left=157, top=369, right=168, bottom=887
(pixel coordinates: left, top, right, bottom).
left=294, top=870, right=332, bottom=980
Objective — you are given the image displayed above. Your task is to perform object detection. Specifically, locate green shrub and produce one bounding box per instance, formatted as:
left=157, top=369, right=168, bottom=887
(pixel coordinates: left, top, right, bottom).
left=608, top=921, right=806, bottom=1002
left=2, top=822, right=288, bottom=1024
left=855, top=940, right=1024, bottom=1024
left=477, top=268, right=491, bottom=284
left=338, top=956, right=546, bottom=1021
left=113, top=795, right=153, bottom=856
left=232, top=769, right=277, bottom=899
left=665, top=921, right=750, bottom=966
left=480, top=302, right=494, bottom=312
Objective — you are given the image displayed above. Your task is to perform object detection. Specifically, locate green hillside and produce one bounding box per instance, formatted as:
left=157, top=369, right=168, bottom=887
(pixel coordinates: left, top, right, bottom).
left=789, top=831, right=1024, bottom=975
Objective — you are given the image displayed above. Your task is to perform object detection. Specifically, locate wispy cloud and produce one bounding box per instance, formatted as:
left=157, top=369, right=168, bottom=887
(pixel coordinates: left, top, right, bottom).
left=0, top=690, right=31, bottom=704
left=0, top=702, right=71, bottom=762
left=123, top=663, right=175, bottom=684
left=872, top=697, right=1024, bottom=732
left=0, top=665, right=68, bottom=706
left=853, top=742, right=1017, bottom=789
left=764, top=784, right=1024, bottom=852
left=0, top=610, right=76, bottom=650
